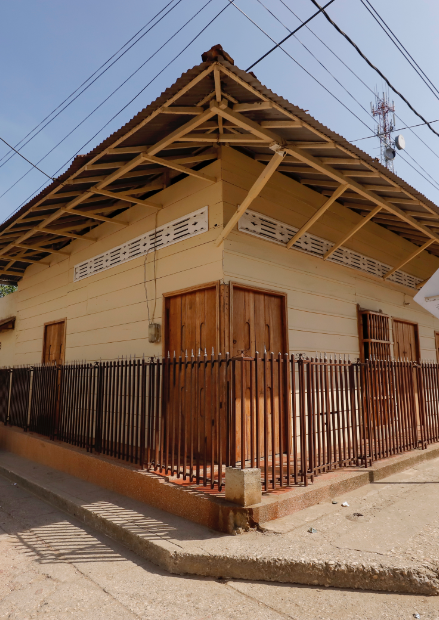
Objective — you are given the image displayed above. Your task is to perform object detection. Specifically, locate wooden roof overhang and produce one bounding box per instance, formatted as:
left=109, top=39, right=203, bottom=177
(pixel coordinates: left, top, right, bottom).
left=1, top=50, right=439, bottom=289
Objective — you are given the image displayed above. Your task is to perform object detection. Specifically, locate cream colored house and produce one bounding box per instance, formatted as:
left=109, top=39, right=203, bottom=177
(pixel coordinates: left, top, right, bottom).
left=1, top=46, right=439, bottom=367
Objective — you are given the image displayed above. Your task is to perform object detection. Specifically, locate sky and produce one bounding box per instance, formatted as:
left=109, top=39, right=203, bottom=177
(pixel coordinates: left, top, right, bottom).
left=1, top=0, right=439, bottom=225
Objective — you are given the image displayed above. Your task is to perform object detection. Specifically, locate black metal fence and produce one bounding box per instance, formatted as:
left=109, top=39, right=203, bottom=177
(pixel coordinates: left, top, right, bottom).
left=1, top=355, right=439, bottom=491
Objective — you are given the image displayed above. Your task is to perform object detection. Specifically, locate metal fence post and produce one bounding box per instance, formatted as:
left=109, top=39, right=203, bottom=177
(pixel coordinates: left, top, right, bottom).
left=26, top=367, right=34, bottom=431
left=94, top=361, right=104, bottom=453
left=6, top=367, right=13, bottom=425
left=139, top=358, right=147, bottom=469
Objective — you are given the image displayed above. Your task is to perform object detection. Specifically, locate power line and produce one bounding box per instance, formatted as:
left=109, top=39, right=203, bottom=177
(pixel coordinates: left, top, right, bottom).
left=352, top=120, right=439, bottom=142
left=255, top=0, right=377, bottom=133
left=232, top=1, right=439, bottom=193
left=257, top=0, right=439, bottom=192
left=0, top=0, right=224, bottom=202
left=308, top=0, right=439, bottom=140
left=275, top=0, right=439, bottom=164
left=0, top=0, right=232, bottom=223
left=245, top=0, right=336, bottom=71
left=0, top=0, right=182, bottom=171
left=0, top=136, right=57, bottom=183
left=230, top=1, right=373, bottom=133
left=360, top=0, right=439, bottom=101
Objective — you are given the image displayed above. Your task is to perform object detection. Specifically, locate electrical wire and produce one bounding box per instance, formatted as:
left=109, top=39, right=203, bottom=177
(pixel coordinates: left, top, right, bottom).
left=308, top=0, right=439, bottom=140
left=360, top=0, right=439, bottom=101
left=229, top=1, right=374, bottom=133
left=0, top=0, right=232, bottom=223
left=0, top=0, right=226, bottom=202
left=0, top=0, right=182, bottom=170
left=245, top=0, right=336, bottom=70
left=255, top=0, right=376, bottom=134
left=234, top=1, right=439, bottom=193
left=352, top=120, right=439, bottom=142
left=254, top=0, right=439, bottom=192
left=276, top=0, right=439, bottom=164
left=0, top=135, right=57, bottom=183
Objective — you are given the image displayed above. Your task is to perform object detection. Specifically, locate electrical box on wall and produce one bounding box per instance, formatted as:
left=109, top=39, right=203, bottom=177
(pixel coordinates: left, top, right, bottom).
left=148, top=323, right=161, bottom=343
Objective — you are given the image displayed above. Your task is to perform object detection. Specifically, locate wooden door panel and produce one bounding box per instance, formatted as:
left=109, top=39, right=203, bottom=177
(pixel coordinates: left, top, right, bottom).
left=165, top=286, right=218, bottom=463
left=435, top=332, right=439, bottom=363
left=231, top=286, right=287, bottom=463
left=43, top=321, right=65, bottom=365
left=166, top=287, right=217, bottom=355
left=393, top=320, right=419, bottom=362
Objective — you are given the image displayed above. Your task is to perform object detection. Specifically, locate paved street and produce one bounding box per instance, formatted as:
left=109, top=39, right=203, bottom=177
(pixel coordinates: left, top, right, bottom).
left=1, top=473, right=439, bottom=619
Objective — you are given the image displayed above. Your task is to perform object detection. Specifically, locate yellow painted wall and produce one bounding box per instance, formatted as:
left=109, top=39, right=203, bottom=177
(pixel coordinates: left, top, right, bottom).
left=0, top=290, right=17, bottom=365
left=220, top=147, right=439, bottom=360
left=1, top=149, right=438, bottom=366
left=0, top=160, right=223, bottom=364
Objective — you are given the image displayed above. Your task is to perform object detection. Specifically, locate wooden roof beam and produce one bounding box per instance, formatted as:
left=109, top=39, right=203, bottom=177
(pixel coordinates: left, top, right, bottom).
left=286, top=184, right=349, bottom=249
left=0, top=254, right=50, bottom=265
left=0, top=266, right=25, bottom=274
left=383, top=240, right=435, bottom=280
left=261, top=120, right=302, bottom=129
left=106, top=142, right=212, bottom=155
left=38, top=227, right=95, bottom=242
left=321, top=158, right=360, bottom=164
left=233, top=102, right=274, bottom=113
left=15, top=243, right=70, bottom=256
left=64, top=209, right=128, bottom=226
left=215, top=150, right=286, bottom=247
left=291, top=142, right=338, bottom=149
left=210, top=102, right=439, bottom=243
left=218, top=64, right=439, bottom=220
left=0, top=63, right=217, bottom=260
left=92, top=188, right=162, bottom=210
left=85, top=161, right=127, bottom=171
left=140, top=154, right=216, bottom=183
left=286, top=145, right=439, bottom=243
left=160, top=106, right=204, bottom=115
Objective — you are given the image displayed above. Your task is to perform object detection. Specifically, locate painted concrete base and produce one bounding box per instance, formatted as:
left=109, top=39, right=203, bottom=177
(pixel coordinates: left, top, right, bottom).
left=1, top=424, right=439, bottom=534
left=225, top=467, right=262, bottom=506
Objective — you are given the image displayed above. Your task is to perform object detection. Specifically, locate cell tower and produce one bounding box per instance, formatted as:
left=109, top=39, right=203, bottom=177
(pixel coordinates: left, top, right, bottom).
left=371, top=90, right=396, bottom=172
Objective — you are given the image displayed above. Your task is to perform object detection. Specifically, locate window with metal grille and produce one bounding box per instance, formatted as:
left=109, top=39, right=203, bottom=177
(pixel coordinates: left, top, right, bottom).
left=73, top=206, right=208, bottom=282
left=238, top=209, right=422, bottom=290
left=357, top=306, right=391, bottom=361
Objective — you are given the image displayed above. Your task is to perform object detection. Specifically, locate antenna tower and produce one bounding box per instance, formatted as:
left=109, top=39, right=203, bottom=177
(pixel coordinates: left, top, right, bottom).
left=371, top=90, right=396, bottom=172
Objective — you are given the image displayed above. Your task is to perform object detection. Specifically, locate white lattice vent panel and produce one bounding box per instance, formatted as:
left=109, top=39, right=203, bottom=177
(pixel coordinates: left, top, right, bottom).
left=239, top=210, right=422, bottom=290
left=74, top=207, right=208, bottom=282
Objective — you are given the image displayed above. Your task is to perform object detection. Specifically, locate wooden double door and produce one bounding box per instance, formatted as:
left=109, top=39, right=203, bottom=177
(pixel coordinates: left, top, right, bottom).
left=164, top=283, right=288, bottom=462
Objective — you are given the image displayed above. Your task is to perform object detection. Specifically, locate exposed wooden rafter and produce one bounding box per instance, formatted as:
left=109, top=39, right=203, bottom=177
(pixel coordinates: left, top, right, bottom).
left=215, top=149, right=286, bottom=247
left=383, top=240, right=435, bottom=280
left=286, top=184, right=349, bottom=249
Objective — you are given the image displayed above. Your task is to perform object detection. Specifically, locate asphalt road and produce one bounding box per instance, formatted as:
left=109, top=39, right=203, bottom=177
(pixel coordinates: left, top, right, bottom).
left=1, top=473, right=439, bottom=620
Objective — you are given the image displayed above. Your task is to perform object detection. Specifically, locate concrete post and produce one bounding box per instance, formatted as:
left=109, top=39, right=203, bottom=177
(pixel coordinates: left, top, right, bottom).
left=225, top=467, right=262, bottom=507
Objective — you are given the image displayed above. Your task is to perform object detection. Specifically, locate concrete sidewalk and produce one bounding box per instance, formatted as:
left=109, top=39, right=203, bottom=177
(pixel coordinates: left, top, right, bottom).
left=1, top=451, right=439, bottom=595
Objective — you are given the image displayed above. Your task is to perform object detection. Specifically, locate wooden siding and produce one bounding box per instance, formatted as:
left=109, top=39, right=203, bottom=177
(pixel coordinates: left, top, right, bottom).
left=220, top=148, right=439, bottom=360
left=2, top=148, right=439, bottom=366
left=0, top=161, right=223, bottom=364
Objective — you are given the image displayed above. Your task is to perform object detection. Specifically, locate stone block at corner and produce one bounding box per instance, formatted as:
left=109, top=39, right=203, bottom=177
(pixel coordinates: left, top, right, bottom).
left=225, top=467, right=262, bottom=507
